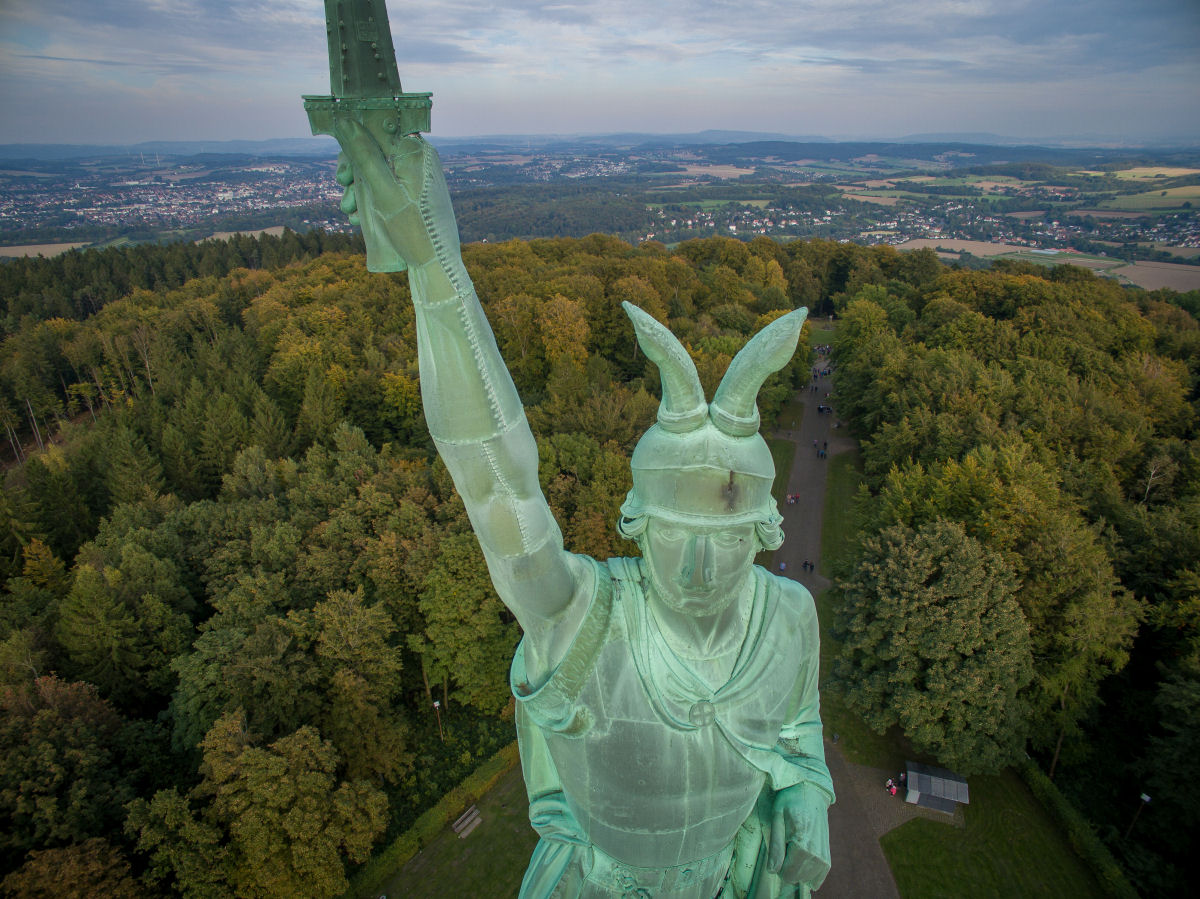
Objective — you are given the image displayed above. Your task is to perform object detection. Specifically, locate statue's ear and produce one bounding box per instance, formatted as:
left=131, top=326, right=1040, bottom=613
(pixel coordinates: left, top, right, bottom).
left=710, top=308, right=808, bottom=437
left=622, top=302, right=707, bottom=433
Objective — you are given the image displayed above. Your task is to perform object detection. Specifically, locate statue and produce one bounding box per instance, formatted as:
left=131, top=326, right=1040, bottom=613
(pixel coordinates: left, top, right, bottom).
left=306, top=3, right=833, bottom=896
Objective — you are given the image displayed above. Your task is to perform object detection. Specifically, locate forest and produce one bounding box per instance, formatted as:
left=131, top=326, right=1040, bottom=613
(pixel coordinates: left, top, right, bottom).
left=0, top=229, right=1196, bottom=897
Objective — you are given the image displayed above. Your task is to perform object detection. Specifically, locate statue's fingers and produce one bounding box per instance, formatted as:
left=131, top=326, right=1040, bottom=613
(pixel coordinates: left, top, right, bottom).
left=333, top=117, right=395, bottom=188
left=335, top=153, right=354, bottom=187
left=340, top=185, right=358, bottom=216
left=388, top=133, right=427, bottom=184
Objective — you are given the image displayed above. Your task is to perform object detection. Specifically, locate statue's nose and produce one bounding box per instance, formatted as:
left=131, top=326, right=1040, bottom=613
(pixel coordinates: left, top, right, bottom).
left=683, top=534, right=714, bottom=588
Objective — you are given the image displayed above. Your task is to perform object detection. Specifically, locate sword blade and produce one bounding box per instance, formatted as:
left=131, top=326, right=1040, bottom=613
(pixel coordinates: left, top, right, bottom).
left=324, top=0, right=404, bottom=98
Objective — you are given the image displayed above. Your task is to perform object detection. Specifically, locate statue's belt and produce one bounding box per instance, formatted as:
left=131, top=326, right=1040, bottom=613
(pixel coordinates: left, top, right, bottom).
left=585, top=837, right=735, bottom=897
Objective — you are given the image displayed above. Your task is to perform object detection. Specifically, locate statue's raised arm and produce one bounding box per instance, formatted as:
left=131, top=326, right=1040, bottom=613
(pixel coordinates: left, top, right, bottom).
left=334, top=122, right=590, bottom=684
left=315, top=7, right=833, bottom=891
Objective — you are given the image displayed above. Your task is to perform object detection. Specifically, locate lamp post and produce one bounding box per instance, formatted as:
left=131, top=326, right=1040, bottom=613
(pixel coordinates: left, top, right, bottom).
left=433, top=699, right=444, bottom=743
left=1124, top=792, right=1150, bottom=840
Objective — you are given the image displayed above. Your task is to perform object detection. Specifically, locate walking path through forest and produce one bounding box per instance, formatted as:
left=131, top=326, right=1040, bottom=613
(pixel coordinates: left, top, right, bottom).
left=770, top=345, right=906, bottom=899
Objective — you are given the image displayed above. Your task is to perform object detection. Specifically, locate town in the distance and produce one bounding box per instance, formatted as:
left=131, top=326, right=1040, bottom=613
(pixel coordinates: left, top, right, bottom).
left=2, top=133, right=1198, bottom=291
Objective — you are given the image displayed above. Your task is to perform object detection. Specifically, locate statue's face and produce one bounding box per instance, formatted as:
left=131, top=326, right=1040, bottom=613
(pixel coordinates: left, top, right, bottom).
left=641, top=517, right=758, bottom=617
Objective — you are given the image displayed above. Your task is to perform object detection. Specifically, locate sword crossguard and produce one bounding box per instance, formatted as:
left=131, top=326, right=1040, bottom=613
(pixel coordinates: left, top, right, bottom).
left=304, top=0, right=434, bottom=271
left=303, top=94, right=433, bottom=142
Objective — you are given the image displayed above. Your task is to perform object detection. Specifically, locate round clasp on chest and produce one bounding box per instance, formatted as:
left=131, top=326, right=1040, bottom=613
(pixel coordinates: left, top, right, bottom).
left=689, top=699, right=716, bottom=727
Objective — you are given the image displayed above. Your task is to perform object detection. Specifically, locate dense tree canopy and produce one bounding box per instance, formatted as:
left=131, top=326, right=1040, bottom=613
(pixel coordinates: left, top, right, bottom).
left=0, top=230, right=1195, bottom=895
left=827, top=257, right=1198, bottom=896
left=834, top=519, right=1032, bottom=774
left=0, top=231, right=815, bottom=893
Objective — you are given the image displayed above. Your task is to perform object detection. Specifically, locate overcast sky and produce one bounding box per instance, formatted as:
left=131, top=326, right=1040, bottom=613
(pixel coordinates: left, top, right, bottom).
left=1, top=0, right=1198, bottom=145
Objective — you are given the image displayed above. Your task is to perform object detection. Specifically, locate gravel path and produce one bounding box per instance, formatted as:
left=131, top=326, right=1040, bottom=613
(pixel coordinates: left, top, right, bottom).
left=768, top=347, right=941, bottom=898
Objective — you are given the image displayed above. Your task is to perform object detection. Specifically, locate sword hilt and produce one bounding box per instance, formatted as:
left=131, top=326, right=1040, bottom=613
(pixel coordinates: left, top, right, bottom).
left=305, top=0, right=434, bottom=271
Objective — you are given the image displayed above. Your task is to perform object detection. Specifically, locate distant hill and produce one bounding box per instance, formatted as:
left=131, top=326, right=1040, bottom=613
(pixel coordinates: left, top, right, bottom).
left=2, top=132, right=1196, bottom=167
left=895, top=132, right=1049, bottom=147
left=0, top=137, right=338, bottom=162
left=0, top=131, right=823, bottom=162
left=896, top=131, right=1200, bottom=150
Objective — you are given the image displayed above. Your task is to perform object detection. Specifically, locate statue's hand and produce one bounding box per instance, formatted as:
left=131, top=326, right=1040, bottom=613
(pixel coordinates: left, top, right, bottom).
left=766, top=782, right=832, bottom=890
left=333, top=118, right=456, bottom=273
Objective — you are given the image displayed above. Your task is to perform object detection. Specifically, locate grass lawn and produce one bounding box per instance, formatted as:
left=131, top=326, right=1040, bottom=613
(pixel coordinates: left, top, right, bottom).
left=382, top=764, right=538, bottom=899
left=881, top=771, right=1106, bottom=899
left=767, top=435, right=797, bottom=503
left=818, top=448, right=863, bottom=571
left=812, top=448, right=904, bottom=771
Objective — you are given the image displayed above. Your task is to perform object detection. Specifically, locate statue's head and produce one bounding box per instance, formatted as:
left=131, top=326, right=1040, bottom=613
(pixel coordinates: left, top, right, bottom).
left=617, top=302, right=807, bottom=616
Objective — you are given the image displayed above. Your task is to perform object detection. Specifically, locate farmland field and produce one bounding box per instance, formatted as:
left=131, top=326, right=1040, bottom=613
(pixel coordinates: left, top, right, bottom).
left=896, top=238, right=1028, bottom=256
left=841, top=191, right=901, bottom=205
left=1100, top=185, right=1200, bottom=210
left=897, top=239, right=1200, bottom=291
left=679, top=164, right=757, bottom=178
left=208, top=225, right=288, bottom=241
left=1003, top=250, right=1116, bottom=271
left=1145, top=243, right=1200, bottom=259
left=1068, top=209, right=1152, bottom=219
left=0, top=241, right=90, bottom=257
left=1110, top=166, right=1200, bottom=180
left=1111, top=259, right=1200, bottom=291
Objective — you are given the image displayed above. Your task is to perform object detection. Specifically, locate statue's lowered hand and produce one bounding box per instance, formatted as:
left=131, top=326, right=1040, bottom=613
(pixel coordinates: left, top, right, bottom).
left=333, top=118, right=455, bottom=273
left=766, top=782, right=832, bottom=890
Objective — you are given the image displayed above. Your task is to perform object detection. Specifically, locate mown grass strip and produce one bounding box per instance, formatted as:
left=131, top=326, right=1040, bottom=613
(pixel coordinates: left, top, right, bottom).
left=348, top=742, right=528, bottom=899
left=881, top=771, right=1108, bottom=899
left=813, top=448, right=903, bottom=770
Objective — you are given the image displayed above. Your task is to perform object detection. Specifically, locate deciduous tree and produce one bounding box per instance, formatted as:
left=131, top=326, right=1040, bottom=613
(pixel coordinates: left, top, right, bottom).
left=834, top=519, right=1033, bottom=774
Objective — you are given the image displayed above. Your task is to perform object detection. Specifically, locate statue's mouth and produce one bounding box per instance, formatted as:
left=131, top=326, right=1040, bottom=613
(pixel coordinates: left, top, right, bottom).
left=673, top=578, right=717, bottom=597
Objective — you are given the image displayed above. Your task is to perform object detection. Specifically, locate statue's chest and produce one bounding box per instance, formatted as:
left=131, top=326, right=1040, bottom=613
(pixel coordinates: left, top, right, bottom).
left=546, top=642, right=768, bottom=864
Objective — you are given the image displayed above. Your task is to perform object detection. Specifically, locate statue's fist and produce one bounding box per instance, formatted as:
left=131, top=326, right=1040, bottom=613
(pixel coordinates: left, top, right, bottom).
left=332, top=118, right=455, bottom=273
left=767, top=782, right=832, bottom=891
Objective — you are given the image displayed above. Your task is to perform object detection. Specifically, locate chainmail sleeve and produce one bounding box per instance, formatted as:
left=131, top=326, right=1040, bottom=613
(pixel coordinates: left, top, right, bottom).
left=404, top=142, right=584, bottom=672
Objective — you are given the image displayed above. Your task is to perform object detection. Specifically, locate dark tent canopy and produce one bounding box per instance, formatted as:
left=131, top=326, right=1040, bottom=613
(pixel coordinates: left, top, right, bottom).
left=905, top=761, right=970, bottom=814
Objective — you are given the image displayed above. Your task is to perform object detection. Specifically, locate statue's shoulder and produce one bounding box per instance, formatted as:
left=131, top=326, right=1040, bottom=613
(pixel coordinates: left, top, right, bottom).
left=756, top=566, right=818, bottom=624
left=603, top=555, right=643, bottom=586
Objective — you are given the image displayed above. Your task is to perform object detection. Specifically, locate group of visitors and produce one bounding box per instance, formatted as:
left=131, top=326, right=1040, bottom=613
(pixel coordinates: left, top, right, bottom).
left=809, top=358, right=833, bottom=393
left=884, top=773, right=908, bottom=797
left=785, top=493, right=802, bottom=504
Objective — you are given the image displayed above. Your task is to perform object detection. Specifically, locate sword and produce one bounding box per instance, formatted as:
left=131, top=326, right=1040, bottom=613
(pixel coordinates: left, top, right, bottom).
left=303, top=1, right=432, bottom=268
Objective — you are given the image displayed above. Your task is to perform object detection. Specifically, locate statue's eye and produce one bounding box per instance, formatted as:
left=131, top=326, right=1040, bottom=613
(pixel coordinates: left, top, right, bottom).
left=657, top=526, right=687, bottom=541
left=713, top=532, right=745, bottom=548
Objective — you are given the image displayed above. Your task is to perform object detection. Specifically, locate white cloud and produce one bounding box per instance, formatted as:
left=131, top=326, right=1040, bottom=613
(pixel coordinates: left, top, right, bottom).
left=0, top=0, right=1197, bottom=142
